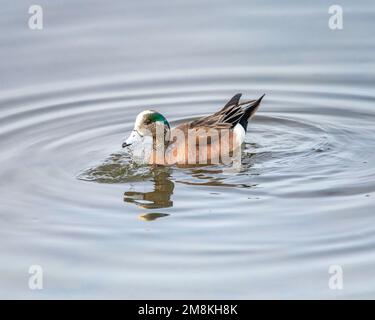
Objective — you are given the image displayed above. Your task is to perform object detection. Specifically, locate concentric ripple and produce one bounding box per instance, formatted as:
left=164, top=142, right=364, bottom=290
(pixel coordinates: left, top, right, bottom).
left=1, top=67, right=375, bottom=299
left=1, top=69, right=375, bottom=218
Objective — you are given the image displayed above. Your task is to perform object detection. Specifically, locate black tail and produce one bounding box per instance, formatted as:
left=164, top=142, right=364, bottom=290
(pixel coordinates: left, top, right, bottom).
left=223, top=93, right=242, bottom=109
left=239, top=94, right=265, bottom=131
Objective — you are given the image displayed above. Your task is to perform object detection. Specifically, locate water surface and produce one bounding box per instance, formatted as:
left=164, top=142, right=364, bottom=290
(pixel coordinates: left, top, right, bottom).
left=1, top=0, right=375, bottom=299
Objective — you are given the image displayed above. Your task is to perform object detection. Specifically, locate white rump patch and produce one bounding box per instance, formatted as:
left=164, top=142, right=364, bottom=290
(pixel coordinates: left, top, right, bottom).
left=233, top=123, right=246, bottom=146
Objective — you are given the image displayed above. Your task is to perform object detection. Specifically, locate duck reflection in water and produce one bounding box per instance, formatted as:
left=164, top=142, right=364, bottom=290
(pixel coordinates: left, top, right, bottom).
left=123, top=164, right=256, bottom=212
left=124, top=169, right=174, bottom=209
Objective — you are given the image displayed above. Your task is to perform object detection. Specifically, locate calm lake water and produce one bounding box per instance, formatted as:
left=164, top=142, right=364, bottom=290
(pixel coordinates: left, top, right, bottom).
left=1, top=0, right=375, bottom=299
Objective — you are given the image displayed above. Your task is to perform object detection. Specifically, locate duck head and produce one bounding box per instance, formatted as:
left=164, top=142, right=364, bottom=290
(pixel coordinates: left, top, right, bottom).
left=123, top=110, right=170, bottom=150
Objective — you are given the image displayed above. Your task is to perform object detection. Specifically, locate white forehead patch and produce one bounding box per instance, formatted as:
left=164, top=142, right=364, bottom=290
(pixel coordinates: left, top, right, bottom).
left=134, top=110, right=153, bottom=129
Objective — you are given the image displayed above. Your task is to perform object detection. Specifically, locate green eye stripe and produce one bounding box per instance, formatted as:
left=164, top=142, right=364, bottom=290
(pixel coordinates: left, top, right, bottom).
left=150, top=113, right=170, bottom=128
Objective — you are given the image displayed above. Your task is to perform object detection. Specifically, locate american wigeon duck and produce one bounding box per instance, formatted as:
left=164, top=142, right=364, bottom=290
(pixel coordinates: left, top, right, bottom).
left=123, top=93, right=265, bottom=165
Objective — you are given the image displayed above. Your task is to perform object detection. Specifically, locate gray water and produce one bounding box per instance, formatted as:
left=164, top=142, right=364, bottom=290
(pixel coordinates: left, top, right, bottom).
left=1, top=0, right=375, bottom=299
